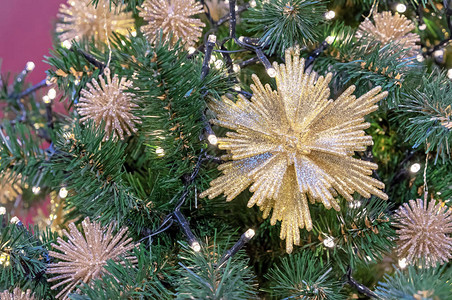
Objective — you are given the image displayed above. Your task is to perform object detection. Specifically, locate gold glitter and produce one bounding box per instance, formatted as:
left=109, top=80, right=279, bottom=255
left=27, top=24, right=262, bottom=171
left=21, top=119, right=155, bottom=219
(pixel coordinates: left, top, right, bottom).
left=0, top=288, right=35, bottom=300
left=47, top=217, right=137, bottom=299
left=204, top=0, right=229, bottom=22
left=356, top=11, right=420, bottom=57
left=200, top=47, right=388, bottom=253
left=394, top=199, right=452, bottom=267
left=56, top=0, right=134, bottom=44
left=77, top=68, right=141, bottom=140
left=139, top=0, right=205, bottom=48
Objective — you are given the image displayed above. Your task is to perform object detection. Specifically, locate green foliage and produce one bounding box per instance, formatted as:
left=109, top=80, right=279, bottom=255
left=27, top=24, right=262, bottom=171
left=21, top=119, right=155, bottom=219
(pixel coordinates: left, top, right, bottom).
left=71, top=246, right=173, bottom=299
left=0, top=216, right=58, bottom=299
left=301, top=197, right=394, bottom=272
left=174, top=237, right=258, bottom=299
left=245, top=0, right=326, bottom=55
left=375, top=264, right=452, bottom=300
left=266, top=250, right=345, bottom=299
left=396, top=71, right=452, bottom=163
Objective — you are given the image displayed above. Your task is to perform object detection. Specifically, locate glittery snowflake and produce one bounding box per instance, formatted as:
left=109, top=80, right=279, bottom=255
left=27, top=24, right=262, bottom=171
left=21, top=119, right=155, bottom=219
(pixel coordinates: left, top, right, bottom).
left=0, top=288, right=35, bottom=300
left=56, top=0, right=134, bottom=44
left=355, top=11, right=420, bottom=57
left=77, top=68, right=141, bottom=140
left=394, top=199, right=452, bottom=267
left=47, top=217, right=137, bottom=299
left=139, top=0, right=205, bottom=48
left=200, top=47, right=388, bottom=253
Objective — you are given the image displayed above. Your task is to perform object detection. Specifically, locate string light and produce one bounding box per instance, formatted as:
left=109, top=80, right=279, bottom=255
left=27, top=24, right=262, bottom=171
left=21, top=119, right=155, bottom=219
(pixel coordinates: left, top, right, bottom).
left=398, top=257, right=408, bottom=269
left=233, top=84, right=241, bottom=91
left=325, top=35, right=336, bottom=44
left=25, top=61, right=35, bottom=72
left=244, top=228, right=255, bottom=239
left=62, top=40, right=72, bottom=49
left=325, top=10, right=336, bottom=20
left=266, top=67, right=277, bottom=78
left=447, top=69, right=452, bottom=79
left=410, top=163, right=421, bottom=173
left=416, top=54, right=424, bottom=62
left=131, top=30, right=137, bottom=37
left=156, top=147, right=165, bottom=157
left=419, top=24, right=427, bottom=31
left=396, top=3, right=407, bottom=13
left=190, top=241, right=201, bottom=252
left=323, top=236, right=335, bottom=248
left=188, top=46, right=197, bottom=55
left=10, top=216, right=20, bottom=224
left=214, top=60, right=224, bottom=69
left=42, top=95, right=51, bottom=104
left=32, top=186, right=41, bottom=195
left=0, top=207, right=5, bottom=215
left=207, top=134, right=218, bottom=145
left=0, top=252, right=10, bottom=266
left=433, top=49, right=444, bottom=58
left=249, top=0, right=257, bottom=8
left=47, top=88, right=57, bottom=100
left=59, top=187, right=68, bottom=199
left=349, top=200, right=362, bottom=209
left=233, top=64, right=241, bottom=73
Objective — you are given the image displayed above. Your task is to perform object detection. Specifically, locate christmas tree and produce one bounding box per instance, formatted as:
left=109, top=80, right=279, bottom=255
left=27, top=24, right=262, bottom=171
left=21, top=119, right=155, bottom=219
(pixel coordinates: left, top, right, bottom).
left=1, top=0, right=452, bottom=298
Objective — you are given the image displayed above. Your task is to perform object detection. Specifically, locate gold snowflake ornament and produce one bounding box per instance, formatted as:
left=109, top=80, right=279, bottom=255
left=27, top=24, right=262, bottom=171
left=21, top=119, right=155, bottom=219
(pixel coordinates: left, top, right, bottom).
left=47, top=217, right=137, bottom=299
left=394, top=199, right=452, bottom=267
left=355, top=11, right=420, bottom=57
left=56, top=0, right=134, bottom=44
left=77, top=68, right=141, bottom=140
left=200, top=48, right=388, bottom=253
left=139, top=0, right=205, bottom=48
left=0, top=288, right=35, bottom=300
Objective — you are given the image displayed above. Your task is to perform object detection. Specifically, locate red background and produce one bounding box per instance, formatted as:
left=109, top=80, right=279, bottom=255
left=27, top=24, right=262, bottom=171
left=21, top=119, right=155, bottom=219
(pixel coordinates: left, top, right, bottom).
left=0, top=0, right=64, bottom=84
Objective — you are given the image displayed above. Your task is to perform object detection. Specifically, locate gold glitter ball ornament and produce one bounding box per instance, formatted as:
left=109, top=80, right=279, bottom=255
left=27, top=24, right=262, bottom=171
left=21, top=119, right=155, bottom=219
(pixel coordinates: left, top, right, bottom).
left=47, top=217, right=137, bottom=299
left=56, top=0, right=134, bottom=45
left=0, top=288, right=35, bottom=300
left=355, top=11, right=420, bottom=57
left=200, top=47, right=388, bottom=253
left=139, top=0, right=206, bottom=48
left=394, top=199, right=452, bottom=267
left=77, top=68, right=141, bottom=140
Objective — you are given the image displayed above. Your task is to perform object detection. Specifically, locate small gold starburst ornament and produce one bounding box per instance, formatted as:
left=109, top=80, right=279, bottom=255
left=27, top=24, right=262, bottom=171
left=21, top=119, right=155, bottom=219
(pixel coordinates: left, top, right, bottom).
left=355, top=11, right=420, bottom=57
left=77, top=68, right=141, bottom=140
left=394, top=199, right=452, bottom=267
left=139, top=0, right=205, bottom=48
left=47, top=217, right=137, bottom=299
left=0, top=288, right=35, bottom=300
left=200, top=47, right=388, bottom=253
left=56, top=0, right=134, bottom=44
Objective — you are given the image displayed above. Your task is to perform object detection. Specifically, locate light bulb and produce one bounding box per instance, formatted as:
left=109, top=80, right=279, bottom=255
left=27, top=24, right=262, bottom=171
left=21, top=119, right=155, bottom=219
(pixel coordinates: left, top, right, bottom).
left=325, top=10, right=336, bottom=20
left=433, top=49, right=444, bottom=58
left=416, top=54, right=424, bottom=62
left=191, top=241, right=201, bottom=252
left=42, top=95, right=51, bottom=104
left=131, top=30, right=137, bottom=37
left=214, top=60, right=224, bottom=69
left=156, top=147, right=165, bottom=157
left=208, top=34, right=217, bottom=44
left=188, top=47, right=196, bottom=55
left=59, top=187, right=68, bottom=199
left=267, top=67, right=277, bottom=78
left=349, top=200, right=362, bottom=209
left=447, top=69, right=452, bottom=79
left=233, top=84, right=241, bottom=91
left=398, top=257, right=407, bottom=269
left=10, top=216, right=20, bottom=224
left=25, top=61, right=35, bottom=72
left=396, top=3, right=407, bottom=13
left=32, top=186, right=41, bottom=195
left=419, top=24, right=427, bottom=31
left=325, top=36, right=335, bottom=45
left=323, top=236, right=335, bottom=248
left=249, top=0, right=257, bottom=8
left=410, top=163, right=421, bottom=173
left=233, top=64, right=241, bottom=73
left=245, top=228, right=255, bottom=239
left=62, top=40, right=72, bottom=49
left=0, top=207, right=5, bottom=215
left=207, top=134, right=218, bottom=145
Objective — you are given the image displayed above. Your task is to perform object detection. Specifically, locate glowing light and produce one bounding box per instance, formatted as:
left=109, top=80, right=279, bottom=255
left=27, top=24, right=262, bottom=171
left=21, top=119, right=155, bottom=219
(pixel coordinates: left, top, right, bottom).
left=32, top=186, right=41, bottom=195
left=156, top=147, right=165, bottom=157
left=233, top=84, right=241, bottom=91
left=188, top=46, right=197, bottom=55
left=349, top=200, right=362, bottom=209
left=74, top=79, right=80, bottom=86
left=447, top=69, right=452, bottom=79
left=59, top=187, right=68, bottom=199
left=62, top=40, right=72, bottom=49
left=433, top=49, right=444, bottom=58
left=191, top=241, right=201, bottom=252
left=419, top=24, right=427, bottom=31
left=398, top=257, right=407, bottom=269
left=325, top=36, right=335, bottom=45
left=131, top=30, right=137, bottom=37
left=42, top=95, right=51, bottom=104
left=233, top=64, right=241, bottom=73
left=0, top=207, right=5, bottom=215
left=396, top=3, right=407, bottom=13
left=416, top=54, right=424, bottom=62
left=214, top=60, right=224, bottom=69
left=10, top=216, right=20, bottom=224
left=267, top=67, right=277, bottom=78
left=0, top=253, right=10, bottom=266
left=208, top=34, right=217, bottom=44
left=245, top=228, right=255, bottom=239
left=207, top=134, right=218, bottom=145
left=325, top=10, right=336, bottom=20
left=25, top=61, right=35, bottom=72
left=323, top=236, right=335, bottom=248
left=250, top=0, right=257, bottom=8
left=410, top=163, right=421, bottom=173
